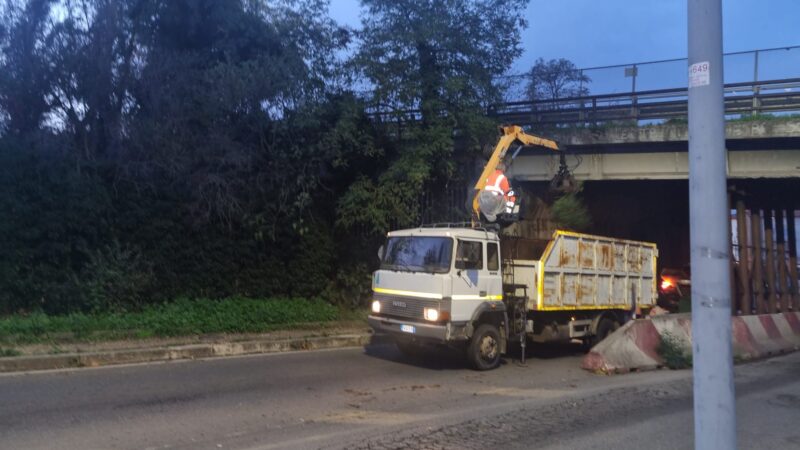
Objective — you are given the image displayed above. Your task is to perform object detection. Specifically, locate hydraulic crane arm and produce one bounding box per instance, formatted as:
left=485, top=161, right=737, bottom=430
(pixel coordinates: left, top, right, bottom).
left=471, top=125, right=561, bottom=219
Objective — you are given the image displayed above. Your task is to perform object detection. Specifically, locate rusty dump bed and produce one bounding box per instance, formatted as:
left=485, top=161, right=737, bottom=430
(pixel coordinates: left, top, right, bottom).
left=504, top=231, right=658, bottom=311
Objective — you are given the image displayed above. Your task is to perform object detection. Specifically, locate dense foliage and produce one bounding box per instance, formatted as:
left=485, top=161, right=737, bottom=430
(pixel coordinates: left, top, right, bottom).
left=0, top=0, right=531, bottom=314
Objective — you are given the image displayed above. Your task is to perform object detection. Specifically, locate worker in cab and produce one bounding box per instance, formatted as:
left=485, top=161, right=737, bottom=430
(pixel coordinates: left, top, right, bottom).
left=483, top=161, right=516, bottom=214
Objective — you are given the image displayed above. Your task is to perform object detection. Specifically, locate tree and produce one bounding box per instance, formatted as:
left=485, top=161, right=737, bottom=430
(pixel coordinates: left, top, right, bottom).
left=0, top=0, right=56, bottom=137
left=526, top=57, right=590, bottom=104
left=340, top=0, right=531, bottom=232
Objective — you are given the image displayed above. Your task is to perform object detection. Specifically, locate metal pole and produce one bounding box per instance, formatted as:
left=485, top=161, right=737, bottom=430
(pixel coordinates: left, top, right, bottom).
left=753, top=50, right=759, bottom=83
left=687, top=0, right=736, bottom=448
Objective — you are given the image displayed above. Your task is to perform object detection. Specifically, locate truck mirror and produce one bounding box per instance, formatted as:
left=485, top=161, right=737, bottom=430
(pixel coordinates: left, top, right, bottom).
left=377, top=245, right=385, bottom=261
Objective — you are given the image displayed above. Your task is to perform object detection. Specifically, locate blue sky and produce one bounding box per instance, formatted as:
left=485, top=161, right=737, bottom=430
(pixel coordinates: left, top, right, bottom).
left=328, top=0, right=799, bottom=75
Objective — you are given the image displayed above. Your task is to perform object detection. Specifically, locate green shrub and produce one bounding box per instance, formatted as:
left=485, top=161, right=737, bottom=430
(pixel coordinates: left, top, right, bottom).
left=551, top=192, right=592, bottom=231
left=323, top=264, right=373, bottom=309
left=657, top=332, right=692, bottom=369
left=80, top=241, right=156, bottom=313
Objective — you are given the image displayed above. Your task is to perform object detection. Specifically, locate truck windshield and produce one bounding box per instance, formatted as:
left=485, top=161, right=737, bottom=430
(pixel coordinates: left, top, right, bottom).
left=381, top=236, right=453, bottom=274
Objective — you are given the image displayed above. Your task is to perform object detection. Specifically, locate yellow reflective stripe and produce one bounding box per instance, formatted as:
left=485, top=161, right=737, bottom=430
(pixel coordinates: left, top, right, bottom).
left=373, top=287, right=442, bottom=299
left=452, top=294, right=504, bottom=301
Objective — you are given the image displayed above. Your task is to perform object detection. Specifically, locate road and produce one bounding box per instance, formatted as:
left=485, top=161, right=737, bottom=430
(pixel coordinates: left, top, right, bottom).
left=1, top=339, right=799, bottom=450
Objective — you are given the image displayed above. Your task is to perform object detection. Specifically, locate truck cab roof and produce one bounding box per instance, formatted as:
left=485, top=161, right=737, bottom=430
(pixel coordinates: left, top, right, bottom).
left=387, top=226, right=500, bottom=242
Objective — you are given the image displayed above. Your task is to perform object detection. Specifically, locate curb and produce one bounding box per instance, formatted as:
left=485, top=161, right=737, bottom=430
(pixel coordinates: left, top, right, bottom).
left=0, top=333, right=375, bottom=373
left=582, top=312, right=800, bottom=374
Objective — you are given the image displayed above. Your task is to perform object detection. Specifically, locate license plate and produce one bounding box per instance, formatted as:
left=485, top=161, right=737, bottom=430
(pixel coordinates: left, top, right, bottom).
left=400, top=324, right=416, bottom=334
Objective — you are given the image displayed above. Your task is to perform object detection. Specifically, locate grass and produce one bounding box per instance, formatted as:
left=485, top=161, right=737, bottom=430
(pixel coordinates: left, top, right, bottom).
left=0, top=297, right=344, bottom=345
left=657, top=332, right=693, bottom=370
left=728, top=112, right=800, bottom=122
left=0, top=347, right=21, bottom=357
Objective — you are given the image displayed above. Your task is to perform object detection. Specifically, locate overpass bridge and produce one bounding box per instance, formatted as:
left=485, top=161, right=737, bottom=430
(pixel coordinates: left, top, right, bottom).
left=438, top=46, right=800, bottom=313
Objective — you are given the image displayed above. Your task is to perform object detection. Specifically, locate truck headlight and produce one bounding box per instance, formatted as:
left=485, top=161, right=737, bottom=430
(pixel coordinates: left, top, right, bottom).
left=423, top=307, right=439, bottom=321
left=371, top=300, right=381, bottom=314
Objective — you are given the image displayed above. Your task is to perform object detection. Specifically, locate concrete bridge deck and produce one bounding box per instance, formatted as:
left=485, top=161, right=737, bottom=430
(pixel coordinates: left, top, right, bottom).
left=510, top=119, right=800, bottom=181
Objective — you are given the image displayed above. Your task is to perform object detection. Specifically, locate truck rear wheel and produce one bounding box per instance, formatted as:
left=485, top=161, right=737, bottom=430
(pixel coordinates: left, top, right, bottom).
left=467, top=324, right=501, bottom=370
left=593, top=318, right=619, bottom=346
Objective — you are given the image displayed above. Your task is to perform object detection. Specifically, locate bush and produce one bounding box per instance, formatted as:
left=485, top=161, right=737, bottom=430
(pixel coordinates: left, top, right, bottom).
left=657, top=332, right=692, bottom=369
left=323, top=264, right=373, bottom=309
left=80, top=241, right=156, bottom=312
left=551, top=192, right=592, bottom=231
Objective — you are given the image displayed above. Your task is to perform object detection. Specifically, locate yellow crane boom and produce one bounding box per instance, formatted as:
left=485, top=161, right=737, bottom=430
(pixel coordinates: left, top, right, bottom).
left=472, top=125, right=561, bottom=220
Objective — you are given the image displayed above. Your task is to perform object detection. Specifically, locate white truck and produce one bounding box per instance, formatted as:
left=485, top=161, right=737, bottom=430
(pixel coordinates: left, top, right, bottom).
left=368, top=226, right=658, bottom=370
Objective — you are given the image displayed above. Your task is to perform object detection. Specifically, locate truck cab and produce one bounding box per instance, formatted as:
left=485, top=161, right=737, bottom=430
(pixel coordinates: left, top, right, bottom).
left=368, top=226, right=509, bottom=370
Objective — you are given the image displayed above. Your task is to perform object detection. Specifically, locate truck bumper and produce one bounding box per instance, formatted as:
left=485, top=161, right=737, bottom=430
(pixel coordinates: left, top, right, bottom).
left=367, top=315, right=450, bottom=342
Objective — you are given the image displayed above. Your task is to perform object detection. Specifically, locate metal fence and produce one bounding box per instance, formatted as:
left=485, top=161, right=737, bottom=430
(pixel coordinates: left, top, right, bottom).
left=498, top=45, right=800, bottom=102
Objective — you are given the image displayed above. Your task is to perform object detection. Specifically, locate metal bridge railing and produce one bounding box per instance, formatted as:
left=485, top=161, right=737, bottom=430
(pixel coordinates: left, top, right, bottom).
left=488, top=78, right=800, bottom=126
left=498, top=45, right=800, bottom=101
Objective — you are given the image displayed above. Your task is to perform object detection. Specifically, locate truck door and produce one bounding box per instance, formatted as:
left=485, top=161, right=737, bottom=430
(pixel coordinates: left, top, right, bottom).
left=451, top=239, right=490, bottom=321
left=485, top=240, right=503, bottom=300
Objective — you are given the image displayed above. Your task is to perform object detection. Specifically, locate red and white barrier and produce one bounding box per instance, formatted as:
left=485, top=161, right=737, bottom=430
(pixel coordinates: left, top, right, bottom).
left=582, top=312, right=800, bottom=373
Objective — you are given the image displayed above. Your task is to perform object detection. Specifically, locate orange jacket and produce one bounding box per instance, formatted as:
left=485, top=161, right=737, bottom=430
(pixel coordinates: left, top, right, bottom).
left=484, top=170, right=516, bottom=203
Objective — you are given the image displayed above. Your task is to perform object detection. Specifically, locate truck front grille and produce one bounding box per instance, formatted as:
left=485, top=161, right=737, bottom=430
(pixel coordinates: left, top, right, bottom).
left=373, top=293, right=439, bottom=320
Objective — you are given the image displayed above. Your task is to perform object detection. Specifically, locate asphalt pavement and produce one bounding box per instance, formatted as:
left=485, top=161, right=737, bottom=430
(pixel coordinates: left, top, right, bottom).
left=1, top=339, right=798, bottom=449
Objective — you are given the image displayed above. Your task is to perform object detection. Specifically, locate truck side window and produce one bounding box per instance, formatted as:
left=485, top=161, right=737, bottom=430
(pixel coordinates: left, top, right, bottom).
left=487, top=243, right=499, bottom=271
left=456, top=240, right=483, bottom=270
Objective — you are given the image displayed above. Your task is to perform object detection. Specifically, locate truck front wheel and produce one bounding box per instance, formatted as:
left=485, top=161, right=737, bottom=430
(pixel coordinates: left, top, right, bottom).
left=467, top=324, right=502, bottom=370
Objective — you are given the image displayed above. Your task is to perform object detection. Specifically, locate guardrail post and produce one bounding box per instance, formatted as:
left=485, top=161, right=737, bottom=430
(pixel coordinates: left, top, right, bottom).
left=752, top=85, right=761, bottom=115
left=751, top=51, right=761, bottom=115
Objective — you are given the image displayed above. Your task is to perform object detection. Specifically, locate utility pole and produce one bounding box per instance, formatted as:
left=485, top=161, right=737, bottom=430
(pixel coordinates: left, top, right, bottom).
left=687, top=0, right=737, bottom=449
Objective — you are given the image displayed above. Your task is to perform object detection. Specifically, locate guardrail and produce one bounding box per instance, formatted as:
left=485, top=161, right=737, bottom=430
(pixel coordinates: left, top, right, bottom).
left=488, top=78, right=800, bottom=126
